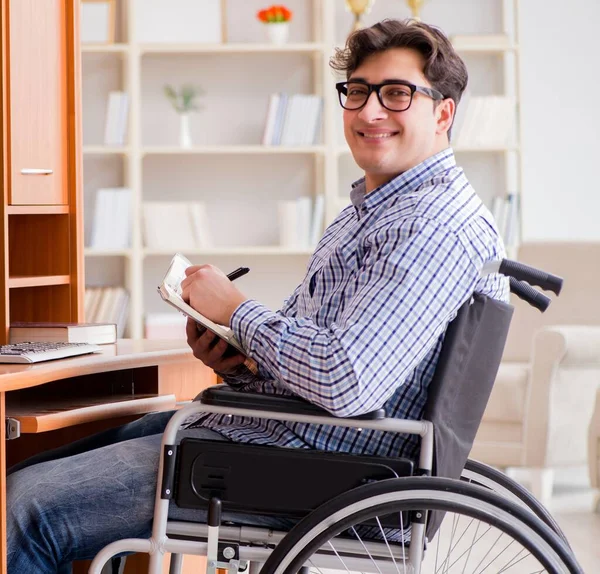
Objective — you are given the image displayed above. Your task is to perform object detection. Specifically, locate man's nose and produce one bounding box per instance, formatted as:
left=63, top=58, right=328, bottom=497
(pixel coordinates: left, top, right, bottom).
left=357, top=90, right=387, bottom=121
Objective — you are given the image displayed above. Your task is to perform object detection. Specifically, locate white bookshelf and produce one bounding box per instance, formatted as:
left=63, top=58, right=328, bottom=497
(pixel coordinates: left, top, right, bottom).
left=82, top=0, right=522, bottom=339
left=139, top=43, right=325, bottom=54
left=83, top=145, right=131, bottom=155
left=141, top=145, right=327, bottom=156
left=81, top=43, right=130, bottom=54
left=143, top=247, right=315, bottom=257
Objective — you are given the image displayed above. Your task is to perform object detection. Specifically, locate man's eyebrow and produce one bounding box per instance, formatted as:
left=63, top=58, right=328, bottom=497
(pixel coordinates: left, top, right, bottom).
left=348, top=77, right=413, bottom=84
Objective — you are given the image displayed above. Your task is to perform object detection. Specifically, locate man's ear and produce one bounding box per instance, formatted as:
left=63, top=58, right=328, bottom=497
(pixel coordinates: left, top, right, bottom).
left=436, top=98, right=455, bottom=136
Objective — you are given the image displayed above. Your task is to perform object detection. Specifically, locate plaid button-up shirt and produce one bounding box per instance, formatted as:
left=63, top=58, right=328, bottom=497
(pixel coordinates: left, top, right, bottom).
left=186, top=148, right=508, bottom=464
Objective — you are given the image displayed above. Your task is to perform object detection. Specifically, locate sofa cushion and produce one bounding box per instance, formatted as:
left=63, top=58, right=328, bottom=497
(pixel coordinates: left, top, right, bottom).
left=483, top=363, right=529, bottom=423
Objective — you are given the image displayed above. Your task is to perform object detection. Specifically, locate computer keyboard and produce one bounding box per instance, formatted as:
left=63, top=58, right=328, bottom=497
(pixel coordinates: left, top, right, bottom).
left=0, top=341, right=103, bottom=364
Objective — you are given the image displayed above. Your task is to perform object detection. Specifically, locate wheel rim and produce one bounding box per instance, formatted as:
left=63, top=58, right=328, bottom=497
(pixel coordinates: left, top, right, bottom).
left=262, top=486, right=576, bottom=574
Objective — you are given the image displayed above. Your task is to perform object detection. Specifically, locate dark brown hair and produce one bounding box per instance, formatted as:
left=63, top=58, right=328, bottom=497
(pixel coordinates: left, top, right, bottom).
left=330, top=19, right=468, bottom=136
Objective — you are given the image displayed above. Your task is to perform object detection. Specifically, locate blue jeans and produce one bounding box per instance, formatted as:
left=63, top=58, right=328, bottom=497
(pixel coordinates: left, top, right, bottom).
left=6, top=411, right=294, bottom=573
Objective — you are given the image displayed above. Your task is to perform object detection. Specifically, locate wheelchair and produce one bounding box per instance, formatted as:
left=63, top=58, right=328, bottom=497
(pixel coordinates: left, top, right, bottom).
left=90, top=259, right=582, bottom=574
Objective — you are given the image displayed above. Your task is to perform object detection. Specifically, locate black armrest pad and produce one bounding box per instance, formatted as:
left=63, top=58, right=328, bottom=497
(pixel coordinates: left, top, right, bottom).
left=198, top=385, right=386, bottom=421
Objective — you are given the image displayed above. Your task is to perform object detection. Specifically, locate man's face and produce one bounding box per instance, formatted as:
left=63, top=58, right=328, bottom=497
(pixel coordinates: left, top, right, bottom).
left=343, top=48, right=454, bottom=191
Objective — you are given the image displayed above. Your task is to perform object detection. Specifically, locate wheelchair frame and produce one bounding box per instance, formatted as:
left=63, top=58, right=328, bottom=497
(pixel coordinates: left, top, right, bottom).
left=89, top=400, right=579, bottom=574
left=90, top=258, right=577, bottom=573
left=90, top=402, right=434, bottom=573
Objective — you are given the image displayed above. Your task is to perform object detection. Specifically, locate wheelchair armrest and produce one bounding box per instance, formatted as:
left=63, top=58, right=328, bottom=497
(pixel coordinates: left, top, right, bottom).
left=198, top=385, right=386, bottom=420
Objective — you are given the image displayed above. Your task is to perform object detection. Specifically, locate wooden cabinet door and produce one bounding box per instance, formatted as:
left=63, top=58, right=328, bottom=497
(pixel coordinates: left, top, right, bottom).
left=9, top=0, right=68, bottom=205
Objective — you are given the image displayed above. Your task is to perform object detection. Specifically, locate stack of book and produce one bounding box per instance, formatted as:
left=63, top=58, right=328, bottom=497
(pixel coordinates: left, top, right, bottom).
left=278, top=194, right=325, bottom=249
left=85, top=286, right=130, bottom=338
left=491, top=193, right=520, bottom=247
left=9, top=322, right=117, bottom=345
left=90, top=188, right=132, bottom=250
left=104, top=91, right=129, bottom=146
left=142, top=202, right=213, bottom=250
left=262, top=93, right=323, bottom=146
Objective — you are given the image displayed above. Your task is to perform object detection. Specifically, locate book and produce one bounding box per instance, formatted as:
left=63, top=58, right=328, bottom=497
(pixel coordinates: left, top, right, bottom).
left=104, top=91, right=128, bottom=146
left=9, top=322, right=117, bottom=345
left=90, top=188, right=132, bottom=249
left=143, top=202, right=197, bottom=250
left=157, top=253, right=258, bottom=374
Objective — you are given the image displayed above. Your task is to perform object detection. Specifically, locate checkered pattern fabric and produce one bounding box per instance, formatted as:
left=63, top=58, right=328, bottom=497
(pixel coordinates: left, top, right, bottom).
left=185, top=148, right=508, bottom=464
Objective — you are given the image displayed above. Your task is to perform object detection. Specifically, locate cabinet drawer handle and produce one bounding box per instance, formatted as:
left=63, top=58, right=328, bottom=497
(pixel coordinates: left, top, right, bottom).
left=21, top=168, right=53, bottom=175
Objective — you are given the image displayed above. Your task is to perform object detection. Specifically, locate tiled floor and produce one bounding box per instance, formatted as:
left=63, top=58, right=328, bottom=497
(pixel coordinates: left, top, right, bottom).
left=548, top=468, right=600, bottom=572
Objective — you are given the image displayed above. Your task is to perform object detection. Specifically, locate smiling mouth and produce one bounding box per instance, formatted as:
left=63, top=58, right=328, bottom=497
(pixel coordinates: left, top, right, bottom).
left=357, top=131, right=398, bottom=139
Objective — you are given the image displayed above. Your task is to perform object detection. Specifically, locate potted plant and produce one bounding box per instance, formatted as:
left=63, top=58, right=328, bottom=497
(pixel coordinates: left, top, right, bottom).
left=164, top=84, right=204, bottom=148
left=257, top=5, right=293, bottom=45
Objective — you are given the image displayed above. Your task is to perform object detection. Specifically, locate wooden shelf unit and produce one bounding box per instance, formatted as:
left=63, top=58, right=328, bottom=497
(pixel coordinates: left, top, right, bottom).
left=1, top=0, right=85, bottom=345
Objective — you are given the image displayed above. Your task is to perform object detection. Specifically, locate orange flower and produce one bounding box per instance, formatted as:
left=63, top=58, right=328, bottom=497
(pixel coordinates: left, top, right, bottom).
left=256, top=4, right=293, bottom=23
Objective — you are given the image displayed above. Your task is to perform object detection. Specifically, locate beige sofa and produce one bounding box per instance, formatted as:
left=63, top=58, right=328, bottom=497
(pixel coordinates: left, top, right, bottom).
left=470, top=242, right=600, bottom=504
left=588, top=389, right=600, bottom=511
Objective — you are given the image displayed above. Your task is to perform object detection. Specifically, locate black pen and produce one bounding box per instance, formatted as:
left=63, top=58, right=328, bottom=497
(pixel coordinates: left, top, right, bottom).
left=227, top=267, right=250, bottom=281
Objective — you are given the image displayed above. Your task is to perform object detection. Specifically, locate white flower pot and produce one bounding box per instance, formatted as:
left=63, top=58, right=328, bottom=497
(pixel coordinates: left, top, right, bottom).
left=266, top=22, right=289, bottom=45
left=179, top=113, right=192, bottom=148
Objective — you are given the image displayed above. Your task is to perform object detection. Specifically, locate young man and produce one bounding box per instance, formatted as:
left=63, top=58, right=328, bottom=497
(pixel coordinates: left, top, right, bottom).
left=6, top=19, right=507, bottom=572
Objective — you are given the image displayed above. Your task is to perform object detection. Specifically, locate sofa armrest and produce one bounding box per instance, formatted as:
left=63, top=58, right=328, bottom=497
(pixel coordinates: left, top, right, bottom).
left=540, top=326, right=600, bottom=367
left=198, top=385, right=386, bottom=421
left=588, top=389, right=600, bottom=489
left=524, top=326, right=600, bottom=467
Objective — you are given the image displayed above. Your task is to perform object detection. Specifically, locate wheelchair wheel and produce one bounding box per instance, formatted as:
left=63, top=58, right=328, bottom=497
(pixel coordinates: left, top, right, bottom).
left=462, top=459, right=569, bottom=544
left=260, top=477, right=582, bottom=574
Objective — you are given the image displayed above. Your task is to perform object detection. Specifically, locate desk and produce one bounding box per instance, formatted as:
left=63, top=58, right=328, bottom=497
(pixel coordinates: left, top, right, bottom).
left=0, top=340, right=216, bottom=574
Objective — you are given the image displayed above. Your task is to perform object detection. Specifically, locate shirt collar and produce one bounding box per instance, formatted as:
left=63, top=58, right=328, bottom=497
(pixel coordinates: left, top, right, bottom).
left=350, top=148, right=457, bottom=210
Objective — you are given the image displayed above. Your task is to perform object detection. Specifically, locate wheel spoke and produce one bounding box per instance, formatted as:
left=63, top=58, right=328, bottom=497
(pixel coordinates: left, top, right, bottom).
left=351, top=526, right=384, bottom=574
left=326, top=540, right=352, bottom=573
left=476, top=539, right=515, bottom=574
left=466, top=530, right=503, bottom=573
left=375, top=516, right=403, bottom=574
left=435, top=522, right=494, bottom=573
left=461, top=520, right=481, bottom=574
left=306, top=558, right=325, bottom=574
left=496, top=548, right=530, bottom=573
left=435, top=516, right=477, bottom=573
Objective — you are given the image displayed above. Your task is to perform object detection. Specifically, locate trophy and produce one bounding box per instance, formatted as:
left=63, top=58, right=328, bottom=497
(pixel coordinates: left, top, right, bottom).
left=406, top=0, right=425, bottom=20
left=345, top=0, right=375, bottom=33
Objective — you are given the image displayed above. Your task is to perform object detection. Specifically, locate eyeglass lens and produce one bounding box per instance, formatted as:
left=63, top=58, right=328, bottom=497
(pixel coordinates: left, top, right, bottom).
left=341, top=82, right=413, bottom=111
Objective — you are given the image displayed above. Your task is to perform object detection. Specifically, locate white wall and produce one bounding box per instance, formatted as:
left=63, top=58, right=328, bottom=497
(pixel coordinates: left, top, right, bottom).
left=519, top=0, right=600, bottom=241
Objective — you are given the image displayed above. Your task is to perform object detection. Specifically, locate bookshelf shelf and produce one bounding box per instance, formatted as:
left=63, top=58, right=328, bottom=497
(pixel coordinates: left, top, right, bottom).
left=82, top=43, right=129, bottom=54
left=337, top=145, right=519, bottom=156
left=142, top=145, right=326, bottom=156
left=453, top=43, right=518, bottom=53
left=8, top=275, right=71, bottom=289
left=454, top=145, right=521, bottom=153
left=84, top=249, right=133, bottom=258
left=143, top=247, right=314, bottom=257
left=6, top=205, right=69, bottom=215
left=83, top=146, right=130, bottom=155
left=139, top=43, right=325, bottom=55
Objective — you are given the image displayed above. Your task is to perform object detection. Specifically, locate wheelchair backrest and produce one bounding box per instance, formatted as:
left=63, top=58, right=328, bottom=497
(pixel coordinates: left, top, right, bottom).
left=423, top=292, right=513, bottom=537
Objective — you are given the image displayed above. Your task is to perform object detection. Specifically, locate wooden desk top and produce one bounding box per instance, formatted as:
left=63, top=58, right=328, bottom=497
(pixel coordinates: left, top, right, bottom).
left=0, top=339, right=197, bottom=393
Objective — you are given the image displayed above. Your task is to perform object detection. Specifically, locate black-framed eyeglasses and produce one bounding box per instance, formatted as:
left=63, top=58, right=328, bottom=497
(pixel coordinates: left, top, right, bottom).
left=336, top=80, right=445, bottom=112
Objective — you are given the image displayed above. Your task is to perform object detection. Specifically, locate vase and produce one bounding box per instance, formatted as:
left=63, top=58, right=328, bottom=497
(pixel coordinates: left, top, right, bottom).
left=179, top=113, right=192, bottom=148
left=266, top=22, right=289, bottom=45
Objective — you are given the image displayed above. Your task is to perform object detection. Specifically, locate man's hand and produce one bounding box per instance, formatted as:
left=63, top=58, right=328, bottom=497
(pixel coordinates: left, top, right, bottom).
left=186, top=318, right=247, bottom=373
left=180, top=264, right=248, bottom=326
